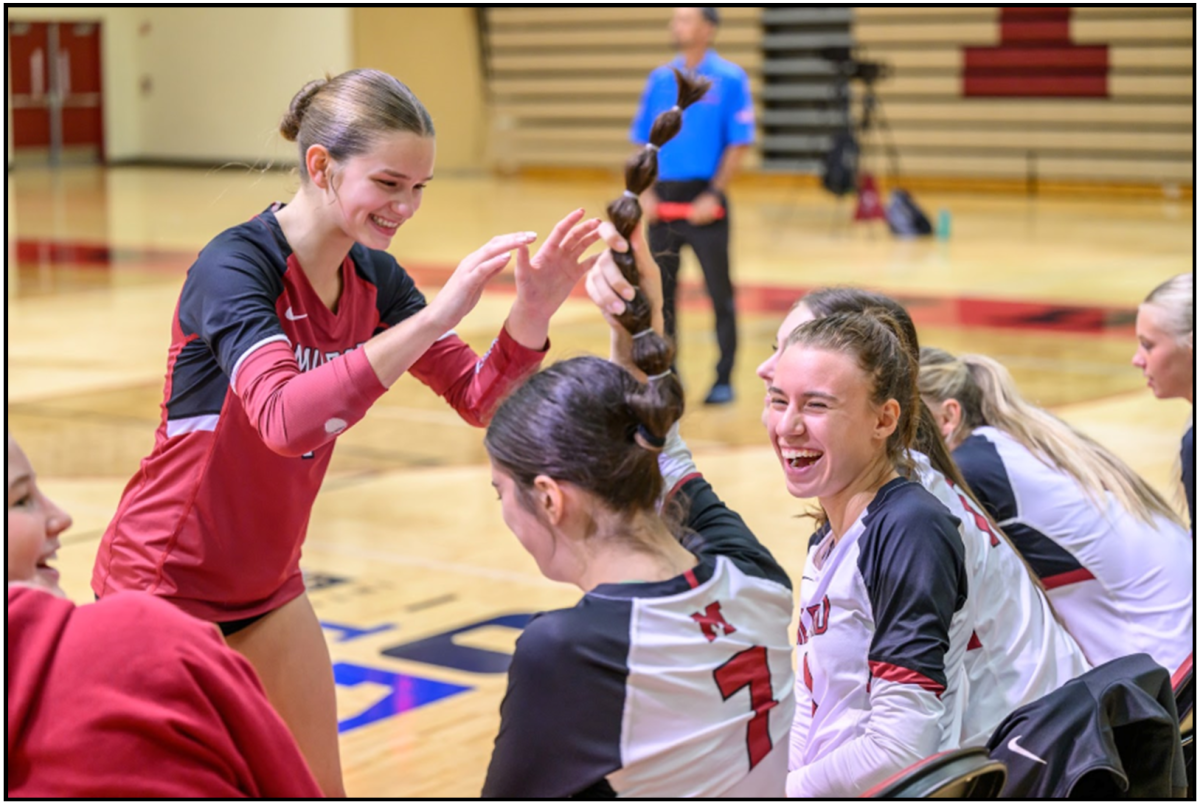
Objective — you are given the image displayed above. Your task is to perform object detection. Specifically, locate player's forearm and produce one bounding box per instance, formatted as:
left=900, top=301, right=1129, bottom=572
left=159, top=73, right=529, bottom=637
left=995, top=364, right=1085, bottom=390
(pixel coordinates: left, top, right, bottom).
left=502, top=298, right=552, bottom=353
left=408, top=327, right=546, bottom=428
left=708, top=145, right=749, bottom=195
left=787, top=679, right=943, bottom=797
left=362, top=305, right=458, bottom=388
left=235, top=342, right=387, bottom=457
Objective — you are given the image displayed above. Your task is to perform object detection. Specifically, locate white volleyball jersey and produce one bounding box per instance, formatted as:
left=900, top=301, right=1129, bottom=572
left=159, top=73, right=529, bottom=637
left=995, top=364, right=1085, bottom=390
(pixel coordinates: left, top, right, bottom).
left=955, top=426, right=1193, bottom=676
left=483, top=476, right=796, bottom=799
left=787, top=478, right=971, bottom=798
left=912, top=452, right=1090, bottom=747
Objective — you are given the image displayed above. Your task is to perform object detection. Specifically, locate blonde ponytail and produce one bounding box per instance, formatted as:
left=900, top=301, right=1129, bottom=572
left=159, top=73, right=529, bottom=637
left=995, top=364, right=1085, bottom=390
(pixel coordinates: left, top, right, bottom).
left=919, top=349, right=1184, bottom=529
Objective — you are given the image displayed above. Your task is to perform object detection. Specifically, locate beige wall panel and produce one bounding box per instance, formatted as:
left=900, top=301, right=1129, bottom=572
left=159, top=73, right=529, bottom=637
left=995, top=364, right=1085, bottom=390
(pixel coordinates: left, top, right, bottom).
left=1109, top=75, right=1193, bottom=97
left=490, top=26, right=759, bottom=49
left=854, top=7, right=998, bottom=20
left=1073, top=18, right=1194, bottom=43
left=870, top=75, right=961, bottom=96
left=857, top=48, right=963, bottom=70
left=882, top=129, right=1192, bottom=154
left=491, top=49, right=762, bottom=74
left=1073, top=6, right=1195, bottom=18
left=488, top=7, right=761, bottom=25
left=490, top=76, right=763, bottom=99
left=878, top=100, right=1192, bottom=126
left=502, top=145, right=640, bottom=166
left=354, top=8, right=485, bottom=172
left=1110, top=47, right=1194, bottom=70
left=492, top=101, right=641, bottom=120
left=869, top=151, right=1191, bottom=181
left=856, top=22, right=1000, bottom=46
left=136, top=8, right=351, bottom=164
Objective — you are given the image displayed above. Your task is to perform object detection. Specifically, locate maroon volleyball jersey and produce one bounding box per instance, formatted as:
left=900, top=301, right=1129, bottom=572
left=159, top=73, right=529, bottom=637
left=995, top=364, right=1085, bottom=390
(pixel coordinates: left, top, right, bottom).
left=93, top=205, right=545, bottom=621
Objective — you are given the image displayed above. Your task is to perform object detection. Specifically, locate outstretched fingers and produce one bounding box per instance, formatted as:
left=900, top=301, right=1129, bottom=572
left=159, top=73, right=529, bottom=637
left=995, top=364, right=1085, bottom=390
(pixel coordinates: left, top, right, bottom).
left=540, top=208, right=587, bottom=254
left=469, top=232, right=537, bottom=270
left=476, top=250, right=515, bottom=279
left=559, top=218, right=603, bottom=260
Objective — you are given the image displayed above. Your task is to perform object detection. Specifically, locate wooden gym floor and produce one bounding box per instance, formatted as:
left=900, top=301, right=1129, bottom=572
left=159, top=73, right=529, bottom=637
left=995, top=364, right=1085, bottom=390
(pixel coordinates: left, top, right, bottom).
left=6, top=165, right=1193, bottom=797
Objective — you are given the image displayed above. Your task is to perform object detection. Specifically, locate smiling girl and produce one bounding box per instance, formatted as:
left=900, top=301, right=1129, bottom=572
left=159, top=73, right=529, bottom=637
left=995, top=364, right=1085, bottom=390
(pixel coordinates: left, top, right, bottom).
left=753, top=288, right=1088, bottom=749
left=90, top=69, right=601, bottom=796
left=8, top=435, right=321, bottom=798
left=765, top=311, right=972, bottom=798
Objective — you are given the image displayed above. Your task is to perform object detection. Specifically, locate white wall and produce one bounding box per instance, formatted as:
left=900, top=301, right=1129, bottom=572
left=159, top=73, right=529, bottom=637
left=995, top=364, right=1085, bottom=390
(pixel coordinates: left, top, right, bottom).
left=7, top=7, right=352, bottom=165
left=135, top=7, right=351, bottom=165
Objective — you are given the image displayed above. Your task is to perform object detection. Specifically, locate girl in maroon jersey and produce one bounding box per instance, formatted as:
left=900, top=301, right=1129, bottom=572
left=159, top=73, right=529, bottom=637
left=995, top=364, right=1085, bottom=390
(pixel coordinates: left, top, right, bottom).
left=9, top=435, right=323, bottom=798
left=91, top=69, right=602, bottom=795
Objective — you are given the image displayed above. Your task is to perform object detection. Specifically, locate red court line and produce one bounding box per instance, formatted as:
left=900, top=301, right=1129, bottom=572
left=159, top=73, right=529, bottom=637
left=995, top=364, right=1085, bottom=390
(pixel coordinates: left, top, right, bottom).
left=9, top=237, right=1137, bottom=338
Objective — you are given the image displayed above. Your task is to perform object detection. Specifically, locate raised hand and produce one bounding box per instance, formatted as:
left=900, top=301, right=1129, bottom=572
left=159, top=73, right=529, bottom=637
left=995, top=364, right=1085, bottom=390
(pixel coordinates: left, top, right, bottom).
left=428, top=231, right=537, bottom=332
left=585, top=222, right=664, bottom=333
left=585, top=223, right=665, bottom=373
left=505, top=209, right=603, bottom=350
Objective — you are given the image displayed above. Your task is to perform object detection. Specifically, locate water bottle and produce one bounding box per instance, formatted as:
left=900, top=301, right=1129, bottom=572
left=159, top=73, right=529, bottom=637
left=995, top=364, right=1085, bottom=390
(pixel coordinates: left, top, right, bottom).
left=936, top=209, right=952, bottom=241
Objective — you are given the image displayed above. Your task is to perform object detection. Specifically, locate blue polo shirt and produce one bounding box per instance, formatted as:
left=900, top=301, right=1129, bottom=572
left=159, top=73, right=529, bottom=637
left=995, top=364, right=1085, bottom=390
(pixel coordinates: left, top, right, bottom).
left=630, top=50, right=755, bottom=183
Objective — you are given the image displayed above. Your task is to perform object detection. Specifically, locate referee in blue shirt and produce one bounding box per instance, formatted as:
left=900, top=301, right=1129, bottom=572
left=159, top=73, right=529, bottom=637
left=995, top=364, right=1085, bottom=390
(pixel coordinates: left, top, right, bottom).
left=631, top=7, right=755, bottom=405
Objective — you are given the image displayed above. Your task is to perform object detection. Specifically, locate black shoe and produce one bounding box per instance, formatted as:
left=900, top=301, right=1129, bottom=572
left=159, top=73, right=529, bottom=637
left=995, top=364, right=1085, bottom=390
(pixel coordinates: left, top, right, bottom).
left=704, top=382, right=734, bottom=405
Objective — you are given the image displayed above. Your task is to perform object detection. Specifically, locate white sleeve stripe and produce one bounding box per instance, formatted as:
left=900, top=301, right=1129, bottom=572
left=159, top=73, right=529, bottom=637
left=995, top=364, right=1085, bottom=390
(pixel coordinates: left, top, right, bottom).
left=436, top=329, right=458, bottom=342
left=166, top=414, right=220, bottom=438
left=229, top=334, right=292, bottom=389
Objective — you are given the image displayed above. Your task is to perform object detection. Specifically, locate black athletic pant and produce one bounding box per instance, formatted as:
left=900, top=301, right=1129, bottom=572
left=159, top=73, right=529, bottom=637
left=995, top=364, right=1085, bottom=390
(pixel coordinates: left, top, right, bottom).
left=649, top=179, right=737, bottom=386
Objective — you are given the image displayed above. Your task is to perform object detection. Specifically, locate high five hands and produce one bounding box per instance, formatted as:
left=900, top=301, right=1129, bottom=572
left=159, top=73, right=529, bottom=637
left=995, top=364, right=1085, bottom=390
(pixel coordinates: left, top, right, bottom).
left=430, top=209, right=603, bottom=350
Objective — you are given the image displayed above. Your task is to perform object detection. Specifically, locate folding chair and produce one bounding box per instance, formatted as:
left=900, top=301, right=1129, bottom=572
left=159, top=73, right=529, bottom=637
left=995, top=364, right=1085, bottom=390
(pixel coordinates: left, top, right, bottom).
left=862, top=747, right=1007, bottom=799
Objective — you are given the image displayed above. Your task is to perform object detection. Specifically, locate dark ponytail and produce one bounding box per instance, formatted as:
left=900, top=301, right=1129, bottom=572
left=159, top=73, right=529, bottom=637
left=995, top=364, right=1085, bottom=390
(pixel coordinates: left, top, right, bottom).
left=606, top=69, right=711, bottom=445
left=484, top=72, right=711, bottom=522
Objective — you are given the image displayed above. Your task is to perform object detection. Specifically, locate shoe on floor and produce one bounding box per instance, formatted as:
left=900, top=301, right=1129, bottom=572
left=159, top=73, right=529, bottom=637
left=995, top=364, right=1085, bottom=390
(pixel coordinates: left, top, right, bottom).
left=703, top=382, right=734, bottom=405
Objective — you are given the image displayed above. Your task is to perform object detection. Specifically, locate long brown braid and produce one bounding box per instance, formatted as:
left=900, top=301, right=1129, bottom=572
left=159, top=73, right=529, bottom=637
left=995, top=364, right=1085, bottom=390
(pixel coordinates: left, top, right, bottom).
left=605, top=69, right=711, bottom=446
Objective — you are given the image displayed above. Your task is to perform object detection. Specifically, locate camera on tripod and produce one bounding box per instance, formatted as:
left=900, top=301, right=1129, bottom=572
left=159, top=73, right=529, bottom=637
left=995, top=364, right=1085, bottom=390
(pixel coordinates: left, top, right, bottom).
left=818, top=46, right=892, bottom=86
left=818, top=45, right=900, bottom=197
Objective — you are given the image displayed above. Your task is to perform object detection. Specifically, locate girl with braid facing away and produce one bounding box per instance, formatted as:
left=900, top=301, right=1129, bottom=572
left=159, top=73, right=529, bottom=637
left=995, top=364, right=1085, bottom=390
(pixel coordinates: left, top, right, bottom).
left=482, top=71, right=795, bottom=798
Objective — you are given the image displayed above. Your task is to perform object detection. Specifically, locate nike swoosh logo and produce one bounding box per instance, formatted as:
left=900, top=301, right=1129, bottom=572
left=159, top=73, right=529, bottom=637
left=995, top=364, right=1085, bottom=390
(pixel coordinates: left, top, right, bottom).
left=1008, top=735, right=1046, bottom=765
left=285, top=307, right=308, bottom=321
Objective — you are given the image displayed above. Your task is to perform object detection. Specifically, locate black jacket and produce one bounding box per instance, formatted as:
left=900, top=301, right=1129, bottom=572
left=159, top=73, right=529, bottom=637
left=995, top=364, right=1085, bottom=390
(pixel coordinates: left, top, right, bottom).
left=987, top=652, right=1187, bottom=798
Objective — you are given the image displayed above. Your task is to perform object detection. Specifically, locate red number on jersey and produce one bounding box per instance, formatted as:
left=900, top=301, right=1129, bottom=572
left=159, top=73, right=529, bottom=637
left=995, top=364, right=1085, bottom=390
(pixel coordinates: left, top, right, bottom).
left=957, top=492, right=1000, bottom=547
left=713, top=645, right=778, bottom=769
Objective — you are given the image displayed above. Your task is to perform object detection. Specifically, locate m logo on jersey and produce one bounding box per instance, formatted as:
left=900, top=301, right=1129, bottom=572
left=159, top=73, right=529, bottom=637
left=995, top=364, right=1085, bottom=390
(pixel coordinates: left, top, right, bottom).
left=691, top=601, right=737, bottom=643
left=294, top=342, right=367, bottom=373
left=796, top=595, right=831, bottom=645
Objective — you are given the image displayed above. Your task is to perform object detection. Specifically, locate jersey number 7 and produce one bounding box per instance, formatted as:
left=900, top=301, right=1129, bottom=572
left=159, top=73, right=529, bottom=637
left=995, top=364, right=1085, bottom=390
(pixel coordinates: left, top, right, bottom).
left=713, top=645, right=778, bottom=769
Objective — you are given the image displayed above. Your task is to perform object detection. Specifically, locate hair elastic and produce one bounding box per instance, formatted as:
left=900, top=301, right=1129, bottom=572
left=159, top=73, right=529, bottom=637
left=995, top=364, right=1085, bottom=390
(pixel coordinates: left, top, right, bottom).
left=644, top=143, right=660, bottom=153
left=635, top=423, right=667, bottom=450
left=670, top=105, right=682, bottom=113
left=646, top=369, right=672, bottom=382
left=631, top=329, right=655, bottom=340
left=623, top=190, right=639, bottom=199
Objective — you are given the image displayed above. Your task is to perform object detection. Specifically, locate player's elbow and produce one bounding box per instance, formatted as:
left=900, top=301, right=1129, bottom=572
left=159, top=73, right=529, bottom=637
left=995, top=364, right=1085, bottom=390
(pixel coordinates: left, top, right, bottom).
left=257, top=429, right=317, bottom=459
left=249, top=411, right=326, bottom=457
left=452, top=402, right=494, bottom=429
